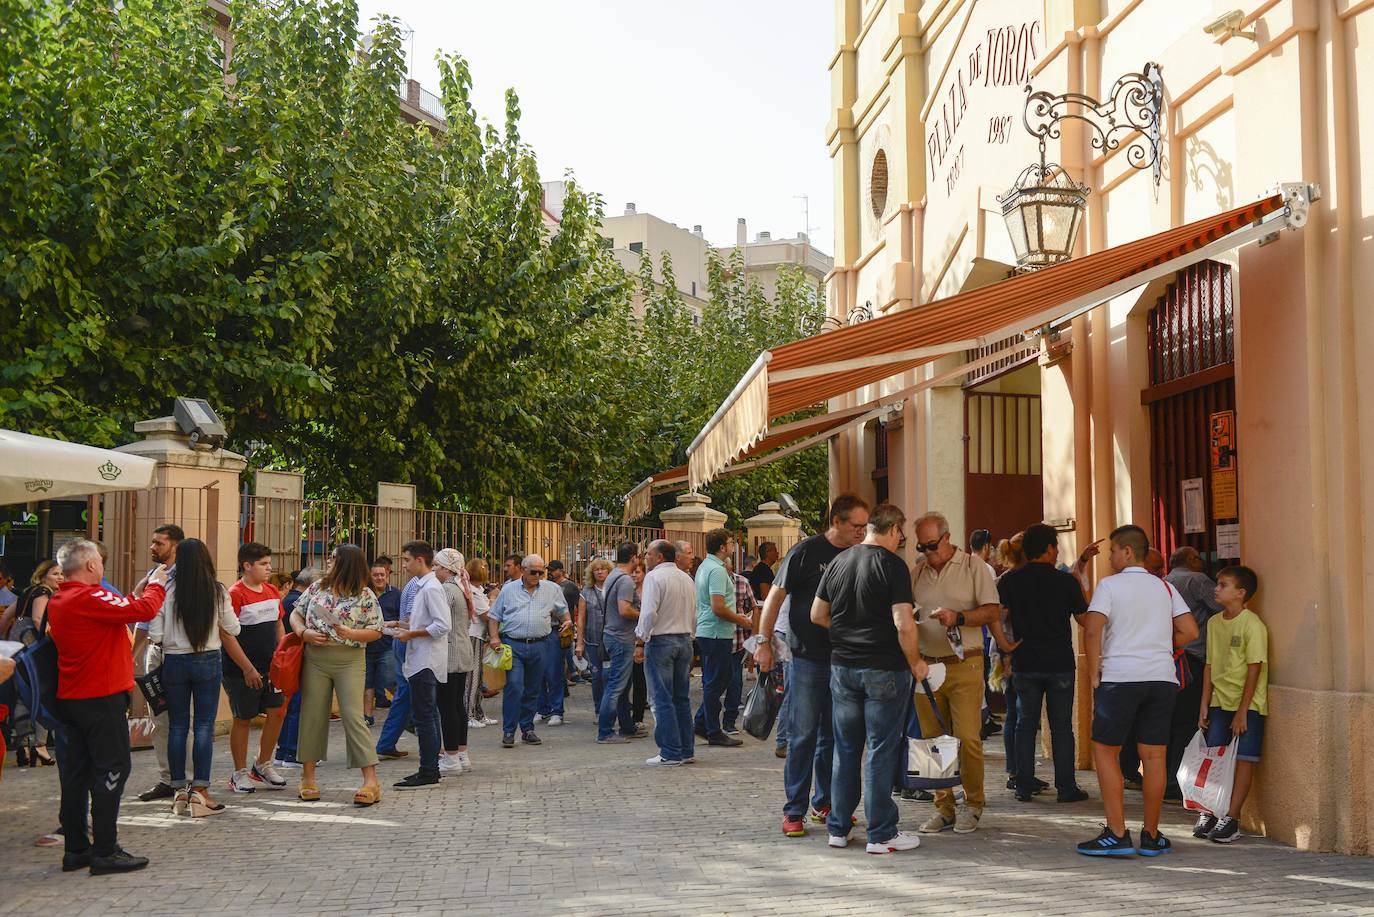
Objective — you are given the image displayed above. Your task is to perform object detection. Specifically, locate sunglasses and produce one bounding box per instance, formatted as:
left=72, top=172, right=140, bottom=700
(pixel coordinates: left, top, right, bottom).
left=916, top=536, right=944, bottom=553
left=526, top=569, right=547, bottom=576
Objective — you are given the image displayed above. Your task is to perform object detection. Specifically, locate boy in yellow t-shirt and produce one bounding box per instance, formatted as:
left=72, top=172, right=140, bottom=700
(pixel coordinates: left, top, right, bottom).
left=1195, top=564, right=1267, bottom=844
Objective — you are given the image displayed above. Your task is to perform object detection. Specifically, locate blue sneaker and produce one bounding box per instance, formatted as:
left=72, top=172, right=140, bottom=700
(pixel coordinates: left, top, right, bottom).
left=1137, top=828, right=1172, bottom=856
left=1076, top=825, right=1135, bottom=856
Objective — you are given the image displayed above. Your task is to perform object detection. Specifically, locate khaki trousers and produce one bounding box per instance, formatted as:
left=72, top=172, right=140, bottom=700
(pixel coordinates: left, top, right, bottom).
left=298, top=644, right=377, bottom=769
left=915, top=654, right=986, bottom=817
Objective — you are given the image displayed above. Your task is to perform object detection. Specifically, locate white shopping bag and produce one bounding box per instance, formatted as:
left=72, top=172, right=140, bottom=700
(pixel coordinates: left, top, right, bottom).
left=1177, top=731, right=1238, bottom=816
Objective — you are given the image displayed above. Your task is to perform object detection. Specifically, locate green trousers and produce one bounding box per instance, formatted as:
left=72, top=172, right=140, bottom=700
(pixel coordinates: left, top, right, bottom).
left=298, top=643, right=378, bottom=769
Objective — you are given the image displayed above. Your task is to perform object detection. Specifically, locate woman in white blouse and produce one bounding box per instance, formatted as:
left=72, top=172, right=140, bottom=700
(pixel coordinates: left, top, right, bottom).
left=148, top=538, right=240, bottom=817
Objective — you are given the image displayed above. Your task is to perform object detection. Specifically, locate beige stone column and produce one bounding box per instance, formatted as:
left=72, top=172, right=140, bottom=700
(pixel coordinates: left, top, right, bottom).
left=660, top=492, right=728, bottom=562
left=743, top=501, right=803, bottom=560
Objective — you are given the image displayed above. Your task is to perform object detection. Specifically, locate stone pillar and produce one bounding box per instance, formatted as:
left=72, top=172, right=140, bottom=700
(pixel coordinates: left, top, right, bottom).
left=113, top=416, right=246, bottom=586
left=743, top=501, right=803, bottom=559
left=660, top=492, right=727, bottom=563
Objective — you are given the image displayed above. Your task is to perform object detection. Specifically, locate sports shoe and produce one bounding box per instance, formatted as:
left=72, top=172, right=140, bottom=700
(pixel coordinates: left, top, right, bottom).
left=1057, top=787, right=1090, bottom=803
left=533, top=713, right=545, bottom=723
left=867, top=831, right=921, bottom=854
left=502, top=733, right=516, bottom=748
left=900, top=787, right=935, bottom=801
left=1123, top=775, right=1144, bottom=791
left=521, top=731, right=542, bottom=745
left=827, top=834, right=849, bottom=848
left=482, top=716, right=498, bottom=726
left=251, top=760, right=287, bottom=789
left=273, top=758, right=303, bottom=770
left=1076, top=825, right=1136, bottom=856
left=136, top=782, right=175, bottom=802
left=469, top=718, right=487, bottom=729
left=1192, top=812, right=1219, bottom=838
left=89, top=847, right=150, bottom=876
left=596, top=735, right=631, bottom=745
left=1138, top=828, right=1172, bottom=856
left=1209, top=816, right=1241, bottom=843
left=707, top=733, right=743, bottom=747
left=953, top=806, right=981, bottom=833
left=680, top=756, right=696, bottom=764
left=645, top=755, right=681, bottom=766
left=393, top=772, right=441, bottom=790
left=376, top=748, right=409, bottom=760
left=1007, top=774, right=1050, bottom=793
left=454, top=752, right=472, bottom=773
left=722, top=725, right=740, bottom=736
left=631, top=723, right=649, bottom=738
left=782, top=815, right=806, bottom=837
left=918, top=813, right=955, bottom=834
left=228, top=768, right=256, bottom=794
left=547, top=715, right=564, bottom=727
left=809, top=805, right=857, bottom=826
left=364, top=715, right=374, bottom=726
left=774, top=745, right=787, bottom=759
left=439, top=754, right=463, bottom=777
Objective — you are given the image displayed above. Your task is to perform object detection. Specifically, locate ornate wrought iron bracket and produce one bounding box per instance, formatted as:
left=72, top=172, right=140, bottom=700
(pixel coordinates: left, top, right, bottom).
left=1023, top=62, right=1163, bottom=187
left=804, top=301, right=875, bottom=336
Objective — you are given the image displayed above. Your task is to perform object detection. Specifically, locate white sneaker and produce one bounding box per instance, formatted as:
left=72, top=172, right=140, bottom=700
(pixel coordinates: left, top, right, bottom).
left=273, top=759, right=303, bottom=770
left=953, top=806, right=981, bottom=834
left=438, top=754, right=463, bottom=777
left=533, top=714, right=545, bottom=723
left=227, top=768, right=256, bottom=794
left=481, top=716, right=498, bottom=726
left=827, top=835, right=849, bottom=848
left=866, top=831, right=921, bottom=854
left=251, top=760, right=287, bottom=789
left=468, top=718, right=487, bottom=729
left=455, top=752, right=472, bottom=773
left=547, top=715, right=564, bottom=727
left=644, top=755, right=681, bottom=767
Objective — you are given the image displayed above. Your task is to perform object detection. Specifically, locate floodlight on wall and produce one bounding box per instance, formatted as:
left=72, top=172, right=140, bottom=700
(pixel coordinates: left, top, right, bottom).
left=999, top=63, right=1164, bottom=271
left=173, top=397, right=227, bottom=450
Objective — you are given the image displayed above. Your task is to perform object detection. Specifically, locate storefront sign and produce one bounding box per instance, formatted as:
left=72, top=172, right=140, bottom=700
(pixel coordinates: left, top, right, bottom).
left=1181, top=477, right=1205, bottom=534
left=1216, top=522, right=1240, bottom=560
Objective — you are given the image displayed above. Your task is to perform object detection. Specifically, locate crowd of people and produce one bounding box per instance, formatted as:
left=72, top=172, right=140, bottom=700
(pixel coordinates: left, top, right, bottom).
left=0, top=499, right=1270, bottom=873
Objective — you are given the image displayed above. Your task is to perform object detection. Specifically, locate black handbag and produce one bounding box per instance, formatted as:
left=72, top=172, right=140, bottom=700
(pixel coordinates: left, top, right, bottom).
left=742, top=667, right=785, bottom=740
left=134, top=664, right=169, bottom=717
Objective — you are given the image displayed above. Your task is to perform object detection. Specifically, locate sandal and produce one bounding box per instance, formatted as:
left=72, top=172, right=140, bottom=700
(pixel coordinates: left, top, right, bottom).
left=172, top=789, right=190, bottom=817
left=298, top=784, right=321, bottom=802
left=353, top=784, right=381, bottom=807
left=188, top=789, right=225, bottom=817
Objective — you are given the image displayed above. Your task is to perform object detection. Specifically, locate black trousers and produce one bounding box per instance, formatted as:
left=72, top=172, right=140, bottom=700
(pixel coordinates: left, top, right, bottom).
left=631, top=660, right=647, bottom=723
left=437, top=670, right=470, bottom=751
left=56, top=691, right=131, bottom=856
left=1166, top=654, right=1206, bottom=794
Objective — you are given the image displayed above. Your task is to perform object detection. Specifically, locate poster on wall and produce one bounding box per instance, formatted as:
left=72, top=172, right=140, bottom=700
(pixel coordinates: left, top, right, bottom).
left=1181, top=477, right=1205, bottom=534
left=1211, top=468, right=1238, bottom=519
left=1216, top=522, right=1240, bottom=560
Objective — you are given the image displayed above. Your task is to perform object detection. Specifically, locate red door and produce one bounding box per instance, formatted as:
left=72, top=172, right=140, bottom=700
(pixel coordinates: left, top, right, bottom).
left=964, top=392, right=1044, bottom=541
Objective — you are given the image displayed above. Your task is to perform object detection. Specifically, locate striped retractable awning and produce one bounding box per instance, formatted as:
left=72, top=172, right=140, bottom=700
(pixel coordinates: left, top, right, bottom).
left=682, top=189, right=1301, bottom=491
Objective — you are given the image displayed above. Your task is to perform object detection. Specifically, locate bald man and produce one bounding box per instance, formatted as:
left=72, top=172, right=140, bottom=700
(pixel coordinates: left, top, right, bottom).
left=488, top=554, right=571, bottom=747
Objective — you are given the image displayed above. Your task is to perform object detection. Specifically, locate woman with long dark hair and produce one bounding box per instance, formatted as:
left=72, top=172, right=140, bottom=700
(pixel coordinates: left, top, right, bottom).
left=149, top=538, right=240, bottom=816
left=290, top=543, right=383, bottom=805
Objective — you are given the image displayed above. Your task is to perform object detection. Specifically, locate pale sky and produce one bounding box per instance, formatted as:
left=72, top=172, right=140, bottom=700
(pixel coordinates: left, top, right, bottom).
left=356, top=1, right=836, bottom=253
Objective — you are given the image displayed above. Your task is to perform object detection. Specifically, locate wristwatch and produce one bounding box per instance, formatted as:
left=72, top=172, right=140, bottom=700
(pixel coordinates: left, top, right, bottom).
left=955, top=611, right=966, bottom=628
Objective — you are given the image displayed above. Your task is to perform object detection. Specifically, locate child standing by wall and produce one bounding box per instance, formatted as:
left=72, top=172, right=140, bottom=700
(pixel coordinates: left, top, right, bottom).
left=1195, top=564, right=1268, bottom=844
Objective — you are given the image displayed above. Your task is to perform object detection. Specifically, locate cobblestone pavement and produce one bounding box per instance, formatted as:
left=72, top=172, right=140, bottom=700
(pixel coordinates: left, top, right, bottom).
left=3, top=676, right=1372, bottom=917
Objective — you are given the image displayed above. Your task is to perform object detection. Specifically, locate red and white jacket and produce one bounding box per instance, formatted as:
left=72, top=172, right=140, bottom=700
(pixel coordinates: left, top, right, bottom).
left=47, top=580, right=165, bottom=700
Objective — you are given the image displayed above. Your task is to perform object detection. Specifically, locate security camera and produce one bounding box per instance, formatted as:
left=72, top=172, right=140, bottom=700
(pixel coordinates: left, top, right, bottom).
left=1202, top=10, right=1256, bottom=39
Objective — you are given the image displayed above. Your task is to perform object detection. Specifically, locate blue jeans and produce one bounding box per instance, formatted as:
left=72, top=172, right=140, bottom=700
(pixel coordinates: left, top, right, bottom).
left=538, top=632, right=565, bottom=717
left=376, top=640, right=412, bottom=754
left=585, top=645, right=605, bottom=711
left=1012, top=671, right=1077, bottom=793
left=646, top=634, right=694, bottom=762
left=830, top=665, right=911, bottom=843
left=502, top=638, right=546, bottom=735
left=365, top=646, right=396, bottom=696
left=693, top=637, right=734, bottom=737
left=1003, top=676, right=1019, bottom=774
left=597, top=638, right=636, bottom=739
left=783, top=655, right=833, bottom=816
left=775, top=669, right=791, bottom=748
left=162, top=651, right=222, bottom=788
left=276, top=690, right=301, bottom=761
left=723, top=648, right=746, bottom=730
left=407, top=669, right=441, bottom=779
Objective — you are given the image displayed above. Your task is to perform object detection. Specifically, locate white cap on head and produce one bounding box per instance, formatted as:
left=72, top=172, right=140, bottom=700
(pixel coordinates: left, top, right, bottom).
left=434, top=548, right=464, bottom=574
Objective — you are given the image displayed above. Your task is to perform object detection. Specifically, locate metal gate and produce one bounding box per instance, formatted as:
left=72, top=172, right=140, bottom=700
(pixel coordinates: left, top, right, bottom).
left=964, top=392, right=1043, bottom=541
left=1143, top=260, right=1235, bottom=567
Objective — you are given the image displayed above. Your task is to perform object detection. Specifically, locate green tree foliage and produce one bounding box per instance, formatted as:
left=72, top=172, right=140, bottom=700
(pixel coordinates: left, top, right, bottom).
left=0, top=0, right=828, bottom=526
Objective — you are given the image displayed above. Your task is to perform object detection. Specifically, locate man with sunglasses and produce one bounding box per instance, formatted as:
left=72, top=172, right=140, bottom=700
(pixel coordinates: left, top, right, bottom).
left=910, top=511, right=1001, bottom=834
left=488, top=555, right=572, bottom=748
left=756, top=494, right=870, bottom=839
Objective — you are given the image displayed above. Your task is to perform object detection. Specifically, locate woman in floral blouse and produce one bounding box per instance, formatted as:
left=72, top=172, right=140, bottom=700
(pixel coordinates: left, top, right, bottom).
left=288, top=543, right=384, bottom=805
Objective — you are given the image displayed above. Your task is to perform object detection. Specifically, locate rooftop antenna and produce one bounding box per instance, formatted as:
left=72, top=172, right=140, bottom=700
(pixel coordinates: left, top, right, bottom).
left=794, top=193, right=818, bottom=243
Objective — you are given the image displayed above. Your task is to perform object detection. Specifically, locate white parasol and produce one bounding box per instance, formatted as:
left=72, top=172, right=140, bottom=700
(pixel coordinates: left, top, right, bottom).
left=0, top=429, right=157, bottom=506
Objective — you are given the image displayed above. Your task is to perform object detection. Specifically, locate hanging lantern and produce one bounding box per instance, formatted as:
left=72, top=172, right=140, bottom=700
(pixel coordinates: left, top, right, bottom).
left=998, top=163, right=1090, bottom=271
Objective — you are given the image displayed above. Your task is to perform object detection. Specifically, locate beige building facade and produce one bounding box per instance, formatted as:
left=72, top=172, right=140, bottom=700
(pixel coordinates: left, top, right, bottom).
left=822, top=0, right=1374, bottom=855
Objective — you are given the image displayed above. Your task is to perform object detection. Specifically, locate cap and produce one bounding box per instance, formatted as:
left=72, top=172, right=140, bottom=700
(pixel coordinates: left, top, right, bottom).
left=547, top=559, right=565, bottom=571
left=433, top=548, right=464, bottom=574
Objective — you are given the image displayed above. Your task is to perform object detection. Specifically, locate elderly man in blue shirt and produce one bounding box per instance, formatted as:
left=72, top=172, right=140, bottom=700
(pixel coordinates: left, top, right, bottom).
left=488, top=554, right=572, bottom=748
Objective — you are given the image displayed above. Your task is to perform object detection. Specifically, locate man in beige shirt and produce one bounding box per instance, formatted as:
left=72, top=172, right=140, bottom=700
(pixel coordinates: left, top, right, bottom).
left=910, top=511, right=1001, bottom=834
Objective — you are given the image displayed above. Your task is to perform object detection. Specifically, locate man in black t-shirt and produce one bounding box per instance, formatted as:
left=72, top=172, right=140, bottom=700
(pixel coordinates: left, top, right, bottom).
left=748, top=542, right=779, bottom=601
left=812, top=502, right=927, bottom=853
left=757, top=494, right=869, bottom=839
left=996, top=523, right=1090, bottom=802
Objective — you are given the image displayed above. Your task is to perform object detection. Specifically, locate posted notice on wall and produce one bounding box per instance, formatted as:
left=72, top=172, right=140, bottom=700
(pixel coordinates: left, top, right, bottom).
left=1216, top=522, right=1240, bottom=559
left=1182, top=477, right=1205, bottom=534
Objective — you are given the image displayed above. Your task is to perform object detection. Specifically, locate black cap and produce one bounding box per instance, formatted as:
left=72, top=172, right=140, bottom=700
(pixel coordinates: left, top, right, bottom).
left=547, top=559, right=565, bottom=571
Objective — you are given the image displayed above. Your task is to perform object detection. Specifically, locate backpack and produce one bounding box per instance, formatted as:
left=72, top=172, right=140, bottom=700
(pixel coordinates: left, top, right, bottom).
left=10, top=635, right=60, bottom=737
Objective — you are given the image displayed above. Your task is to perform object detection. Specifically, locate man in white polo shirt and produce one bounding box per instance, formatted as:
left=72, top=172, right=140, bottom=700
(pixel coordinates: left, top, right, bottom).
left=1077, top=524, right=1198, bottom=858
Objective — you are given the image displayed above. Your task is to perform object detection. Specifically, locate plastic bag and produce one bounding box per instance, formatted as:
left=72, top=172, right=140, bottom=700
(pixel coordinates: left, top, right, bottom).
left=1177, top=730, right=1238, bottom=816
left=741, top=668, right=784, bottom=740
left=483, top=643, right=513, bottom=671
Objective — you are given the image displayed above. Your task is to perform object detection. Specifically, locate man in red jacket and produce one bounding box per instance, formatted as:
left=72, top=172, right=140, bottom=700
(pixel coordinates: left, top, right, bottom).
left=46, top=539, right=167, bottom=876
